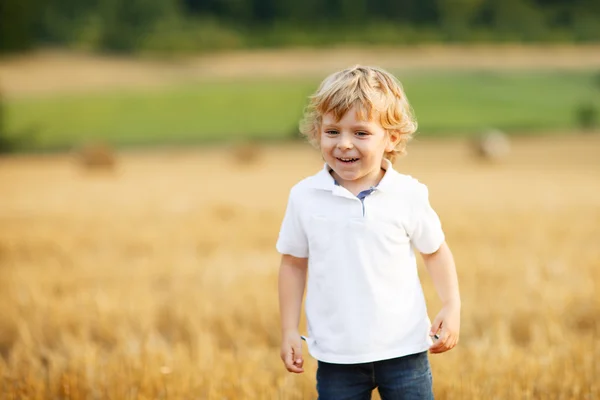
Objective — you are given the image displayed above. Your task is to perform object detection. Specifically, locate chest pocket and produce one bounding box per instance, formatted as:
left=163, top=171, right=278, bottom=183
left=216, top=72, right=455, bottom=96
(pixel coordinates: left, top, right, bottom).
left=367, top=218, right=413, bottom=259
left=364, top=218, right=410, bottom=246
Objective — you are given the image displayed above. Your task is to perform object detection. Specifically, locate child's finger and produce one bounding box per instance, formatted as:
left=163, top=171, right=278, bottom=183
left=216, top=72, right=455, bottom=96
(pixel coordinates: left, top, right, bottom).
left=287, top=363, right=304, bottom=373
left=287, top=362, right=304, bottom=373
left=429, top=330, right=449, bottom=353
left=292, top=343, right=302, bottom=363
left=286, top=348, right=298, bottom=368
left=429, top=341, right=445, bottom=353
left=447, top=336, right=458, bottom=351
left=284, top=348, right=294, bottom=368
left=430, top=330, right=459, bottom=353
left=293, top=343, right=303, bottom=367
left=449, top=335, right=459, bottom=350
left=429, top=316, right=443, bottom=336
left=285, top=349, right=304, bottom=373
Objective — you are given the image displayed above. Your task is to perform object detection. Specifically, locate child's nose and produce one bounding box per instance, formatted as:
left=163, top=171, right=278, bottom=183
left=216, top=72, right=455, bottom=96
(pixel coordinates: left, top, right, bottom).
left=337, top=134, right=354, bottom=149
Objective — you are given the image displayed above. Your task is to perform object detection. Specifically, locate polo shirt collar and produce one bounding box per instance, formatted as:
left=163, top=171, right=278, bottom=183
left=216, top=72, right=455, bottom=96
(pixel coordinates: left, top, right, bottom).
left=309, top=158, right=396, bottom=192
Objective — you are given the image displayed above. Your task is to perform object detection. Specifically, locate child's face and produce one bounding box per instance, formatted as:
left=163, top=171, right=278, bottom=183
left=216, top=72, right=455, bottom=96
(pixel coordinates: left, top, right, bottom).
left=320, top=105, right=399, bottom=187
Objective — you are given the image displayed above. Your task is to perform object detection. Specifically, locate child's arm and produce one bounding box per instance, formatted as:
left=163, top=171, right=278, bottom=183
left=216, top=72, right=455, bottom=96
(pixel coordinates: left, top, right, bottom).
left=421, top=241, right=461, bottom=354
left=278, top=254, right=308, bottom=373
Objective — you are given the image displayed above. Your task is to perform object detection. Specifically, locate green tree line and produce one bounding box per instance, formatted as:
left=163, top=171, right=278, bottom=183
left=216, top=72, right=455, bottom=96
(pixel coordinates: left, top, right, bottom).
left=1, top=0, right=599, bottom=54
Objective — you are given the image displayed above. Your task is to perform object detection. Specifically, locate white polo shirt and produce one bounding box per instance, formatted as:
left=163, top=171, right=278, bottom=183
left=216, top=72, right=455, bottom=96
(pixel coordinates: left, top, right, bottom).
left=276, top=159, right=445, bottom=364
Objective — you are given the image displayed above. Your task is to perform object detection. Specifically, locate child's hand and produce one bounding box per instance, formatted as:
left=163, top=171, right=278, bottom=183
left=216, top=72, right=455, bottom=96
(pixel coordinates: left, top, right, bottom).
left=280, top=329, right=304, bottom=373
left=429, top=302, right=461, bottom=354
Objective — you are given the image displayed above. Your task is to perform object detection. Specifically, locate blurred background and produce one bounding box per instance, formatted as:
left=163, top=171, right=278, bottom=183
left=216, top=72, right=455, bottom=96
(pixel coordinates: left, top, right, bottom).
left=0, top=1, right=599, bottom=399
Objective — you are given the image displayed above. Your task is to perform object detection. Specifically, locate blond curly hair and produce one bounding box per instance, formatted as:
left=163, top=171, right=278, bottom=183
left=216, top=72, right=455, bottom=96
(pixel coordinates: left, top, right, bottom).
left=299, top=65, right=417, bottom=163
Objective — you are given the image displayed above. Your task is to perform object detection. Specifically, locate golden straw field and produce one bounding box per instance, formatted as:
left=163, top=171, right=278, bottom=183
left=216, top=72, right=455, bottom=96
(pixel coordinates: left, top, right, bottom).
left=0, top=135, right=599, bottom=399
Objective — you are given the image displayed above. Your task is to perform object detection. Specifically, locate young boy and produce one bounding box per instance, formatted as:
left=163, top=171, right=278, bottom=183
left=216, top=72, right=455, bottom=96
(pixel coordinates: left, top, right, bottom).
left=277, top=65, right=460, bottom=399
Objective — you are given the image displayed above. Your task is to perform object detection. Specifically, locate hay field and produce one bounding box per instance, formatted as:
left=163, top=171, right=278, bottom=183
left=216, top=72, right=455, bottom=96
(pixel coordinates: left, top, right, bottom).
left=0, top=135, right=599, bottom=399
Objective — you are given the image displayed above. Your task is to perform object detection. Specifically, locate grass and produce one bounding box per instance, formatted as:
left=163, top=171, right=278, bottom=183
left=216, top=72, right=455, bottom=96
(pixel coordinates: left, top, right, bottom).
left=403, top=70, right=599, bottom=133
left=5, top=70, right=600, bottom=150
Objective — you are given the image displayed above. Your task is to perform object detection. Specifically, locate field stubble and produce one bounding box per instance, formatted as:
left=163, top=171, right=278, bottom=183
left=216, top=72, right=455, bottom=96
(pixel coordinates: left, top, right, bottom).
left=0, top=135, right=599, bottom=399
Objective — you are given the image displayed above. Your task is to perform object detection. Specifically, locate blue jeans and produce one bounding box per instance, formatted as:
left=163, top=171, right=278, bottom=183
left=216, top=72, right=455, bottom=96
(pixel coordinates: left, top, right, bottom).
left=316, top=351, right=434, bottom=400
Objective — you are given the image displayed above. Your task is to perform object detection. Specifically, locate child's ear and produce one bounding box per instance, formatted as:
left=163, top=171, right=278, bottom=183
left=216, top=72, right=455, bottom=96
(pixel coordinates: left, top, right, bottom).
left=385, top=130, right=402, bottom=152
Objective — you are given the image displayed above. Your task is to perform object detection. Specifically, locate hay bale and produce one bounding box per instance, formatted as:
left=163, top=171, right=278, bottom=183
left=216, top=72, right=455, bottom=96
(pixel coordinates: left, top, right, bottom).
left=232, top=141, right=262, bottom=165
left=76, top=142, right=117, bottom=169
left=472, top=129, right=511, bottom=161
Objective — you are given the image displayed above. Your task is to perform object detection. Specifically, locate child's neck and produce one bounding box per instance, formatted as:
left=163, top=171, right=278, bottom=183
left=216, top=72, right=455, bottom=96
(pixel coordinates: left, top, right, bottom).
left=331, top=167, right=385, bottom=197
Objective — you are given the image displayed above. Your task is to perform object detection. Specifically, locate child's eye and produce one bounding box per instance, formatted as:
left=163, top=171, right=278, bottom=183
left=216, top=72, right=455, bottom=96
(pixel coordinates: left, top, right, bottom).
left=325, top=130, right=339, bottom=135
left=356, top=131, right=370, bottom=137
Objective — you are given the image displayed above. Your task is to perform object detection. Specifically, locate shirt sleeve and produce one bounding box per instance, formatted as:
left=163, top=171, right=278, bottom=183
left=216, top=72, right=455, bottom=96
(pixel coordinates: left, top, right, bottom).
left=276, top=188, right=309, bottom=258
left=409, top=182, right=445, bottom=254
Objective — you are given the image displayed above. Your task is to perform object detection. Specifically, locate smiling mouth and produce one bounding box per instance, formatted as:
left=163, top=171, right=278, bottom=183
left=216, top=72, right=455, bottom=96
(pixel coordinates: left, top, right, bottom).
left=337, top=157, right=359, bottom=163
